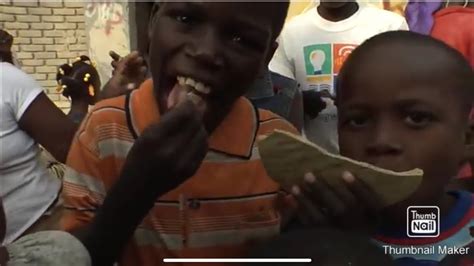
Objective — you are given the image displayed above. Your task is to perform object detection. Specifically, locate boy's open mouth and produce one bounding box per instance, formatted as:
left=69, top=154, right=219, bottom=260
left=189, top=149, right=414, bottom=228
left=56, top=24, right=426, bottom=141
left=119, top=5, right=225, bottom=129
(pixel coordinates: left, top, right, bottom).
left=166, top=76, right=212, bottom=110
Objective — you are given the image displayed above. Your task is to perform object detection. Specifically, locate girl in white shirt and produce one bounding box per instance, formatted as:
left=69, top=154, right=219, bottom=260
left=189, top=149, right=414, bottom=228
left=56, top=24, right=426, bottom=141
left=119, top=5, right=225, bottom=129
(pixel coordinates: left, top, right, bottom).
left=0, top=30, right=78, bottom=244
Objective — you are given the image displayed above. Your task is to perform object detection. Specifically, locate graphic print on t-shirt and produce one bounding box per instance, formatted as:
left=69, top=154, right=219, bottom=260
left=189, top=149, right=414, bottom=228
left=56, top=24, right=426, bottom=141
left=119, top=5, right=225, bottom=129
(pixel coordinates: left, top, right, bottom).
left=304, top=44, right=331, bottom=75
left=303, top=43, right=357, bottom=95
left=333, top=44, right=356, bottom=73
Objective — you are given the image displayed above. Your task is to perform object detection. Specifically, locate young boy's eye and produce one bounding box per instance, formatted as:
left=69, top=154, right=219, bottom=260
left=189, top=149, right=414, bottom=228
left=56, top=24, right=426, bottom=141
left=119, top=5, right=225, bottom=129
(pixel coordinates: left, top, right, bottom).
left=174, top=14, right=195, bottom=24
left=348, top=117, right=369, bottom=128
left=343, top=114, right=369, bottom=128
left=232, top=35, right=242, bottom=43
left=404, top=111, right=435, bottom=128
left=229, top=32, right=265, bottom=51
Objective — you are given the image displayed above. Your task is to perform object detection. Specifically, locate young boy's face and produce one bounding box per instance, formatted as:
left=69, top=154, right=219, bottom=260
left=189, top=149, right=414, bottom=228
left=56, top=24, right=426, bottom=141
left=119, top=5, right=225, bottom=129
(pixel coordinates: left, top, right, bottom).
left=337, top=49, right=469, bottom=206
left=148, top=2, right=279, bottom=113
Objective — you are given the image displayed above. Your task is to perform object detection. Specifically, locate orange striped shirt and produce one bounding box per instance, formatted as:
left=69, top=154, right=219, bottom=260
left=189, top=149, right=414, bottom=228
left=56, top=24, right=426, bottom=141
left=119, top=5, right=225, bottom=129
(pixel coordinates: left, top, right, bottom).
left=60, top=79, right=298, bottom=266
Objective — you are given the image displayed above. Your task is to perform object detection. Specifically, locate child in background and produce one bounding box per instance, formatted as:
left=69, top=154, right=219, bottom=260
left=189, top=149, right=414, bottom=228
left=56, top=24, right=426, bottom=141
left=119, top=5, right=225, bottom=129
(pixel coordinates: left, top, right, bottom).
left=58, top=2, right=297, bottom=265
left=38, top=56, right=101, bottom=180
left=405, top=0, right=474, bottom=182
left=56, top=56, right=101, bottom=125
left=432, top=0, right=474, bottom=183
left=431, top=0, right=474, bottom=68
left=1, top=37, right=77, bottom=245
left=291, top=31, right=474, bottom=265
left=404, top=0, right=443, bottom=35
left=270, top=0, right=408, bottom=154
left=41, top=53, right=148, bottom=181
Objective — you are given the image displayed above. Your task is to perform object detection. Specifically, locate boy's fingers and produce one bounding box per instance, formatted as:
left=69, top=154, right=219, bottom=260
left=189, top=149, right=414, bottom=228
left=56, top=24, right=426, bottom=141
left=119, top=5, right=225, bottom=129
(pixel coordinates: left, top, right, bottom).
left=114, top=51, right=141, bottom=71
left=132, top=56, right=144, bottom=65
left=292, top=186, right=327, bottom=225
left=148, top=101, right=202, bottom=138
left=124, top=55, right=143, bottom=68
left=302, top=173, right=346, bottom=217
left=316, top=173, right=358, bottom=207
left=122, top=51, right=140, bottom=63
left=296, top=209, right=312, bottom=227
left=127, top=63, right=144, bottom=74
left=109, top=50, right=121, bottom=61
left=174, top=126, right=208, bottom=178
left=344, top=173, right=382, bottom=212
left=129, top=50, right=140, bottom=58
left=330, top=178, right=357, bottom=207
left=111, top=59, right=119, bottom=68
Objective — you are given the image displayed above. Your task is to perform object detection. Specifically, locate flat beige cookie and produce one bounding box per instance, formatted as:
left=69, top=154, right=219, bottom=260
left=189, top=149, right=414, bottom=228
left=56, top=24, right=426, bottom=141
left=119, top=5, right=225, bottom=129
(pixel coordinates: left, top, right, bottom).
left=258, top=130, right=423, bottom=207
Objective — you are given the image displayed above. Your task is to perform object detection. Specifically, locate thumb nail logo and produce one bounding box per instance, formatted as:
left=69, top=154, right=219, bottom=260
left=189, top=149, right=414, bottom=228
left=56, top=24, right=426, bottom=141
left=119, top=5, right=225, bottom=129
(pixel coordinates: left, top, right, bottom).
left=407, top=206, right=440, bottom=238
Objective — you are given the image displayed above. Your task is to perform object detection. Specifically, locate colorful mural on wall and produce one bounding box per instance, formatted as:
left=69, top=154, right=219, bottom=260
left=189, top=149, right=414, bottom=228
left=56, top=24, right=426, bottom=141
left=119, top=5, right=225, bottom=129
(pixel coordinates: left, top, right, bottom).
left=84, top=1, right=130, bottom=84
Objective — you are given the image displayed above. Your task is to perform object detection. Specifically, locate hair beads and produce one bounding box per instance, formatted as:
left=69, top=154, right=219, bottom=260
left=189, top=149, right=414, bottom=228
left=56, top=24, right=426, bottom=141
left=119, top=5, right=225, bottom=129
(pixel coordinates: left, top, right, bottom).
left=55, top=55, right=100, bottom=102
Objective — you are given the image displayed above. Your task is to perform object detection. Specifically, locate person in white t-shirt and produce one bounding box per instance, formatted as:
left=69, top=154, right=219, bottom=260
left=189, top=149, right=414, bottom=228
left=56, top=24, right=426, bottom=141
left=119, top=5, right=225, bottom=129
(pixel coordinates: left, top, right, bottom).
left=270, top=0, right=409, bottom=153
left=0, top=61, right=79, bottom=244
left=0, top=29, right=78, bottom=244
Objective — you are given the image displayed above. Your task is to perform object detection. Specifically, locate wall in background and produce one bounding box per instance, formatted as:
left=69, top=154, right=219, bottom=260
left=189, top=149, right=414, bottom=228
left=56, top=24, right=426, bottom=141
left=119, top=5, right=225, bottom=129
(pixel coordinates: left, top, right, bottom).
left=84, top=1, right=130, bottom=84
left=0, top=0, right=88, bottom=111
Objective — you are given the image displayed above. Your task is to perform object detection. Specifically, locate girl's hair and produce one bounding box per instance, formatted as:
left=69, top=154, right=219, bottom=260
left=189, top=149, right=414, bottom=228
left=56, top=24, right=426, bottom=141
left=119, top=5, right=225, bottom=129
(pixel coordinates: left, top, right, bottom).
left=56, top=55, right=101, bottom=104
left=0, top=29, right=13, bottom=64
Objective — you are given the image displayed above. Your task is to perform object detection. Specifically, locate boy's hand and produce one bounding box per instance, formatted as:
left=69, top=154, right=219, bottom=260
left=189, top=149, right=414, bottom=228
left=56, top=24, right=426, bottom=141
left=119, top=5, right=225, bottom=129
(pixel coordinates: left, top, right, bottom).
left=100, top=51, right=148, bottom=100
left=109, top=50, right=121, bottom=73
left=291, top=171, right=382, bottom=233
left=122, top=100, right=208, bottom=194
left=79, top=101, right=207, bottom=266
left=110, top=51, right=148, bottom=83
left=302, top=90, right=327, bottom=119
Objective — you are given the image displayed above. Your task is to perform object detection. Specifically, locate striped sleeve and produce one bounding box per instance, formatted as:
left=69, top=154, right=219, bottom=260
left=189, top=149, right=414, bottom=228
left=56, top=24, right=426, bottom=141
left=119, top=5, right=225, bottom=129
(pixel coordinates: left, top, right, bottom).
left=257, top=109, right=299, bottom=136
left=60, top=111, right=107, bottom=230
left=60, top=99, right=128, bottom=231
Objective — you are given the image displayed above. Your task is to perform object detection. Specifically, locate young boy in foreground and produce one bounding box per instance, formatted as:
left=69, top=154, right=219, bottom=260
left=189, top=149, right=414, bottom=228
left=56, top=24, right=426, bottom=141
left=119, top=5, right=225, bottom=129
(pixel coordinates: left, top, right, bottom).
left=292, top=31, right=474, bottom=265
left=58, top=2, right=296, bottom=265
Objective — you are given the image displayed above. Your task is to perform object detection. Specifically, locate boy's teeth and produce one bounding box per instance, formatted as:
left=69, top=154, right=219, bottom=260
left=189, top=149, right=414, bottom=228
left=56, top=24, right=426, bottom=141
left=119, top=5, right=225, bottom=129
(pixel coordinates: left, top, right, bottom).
left=185, top=78, right=196, bottom=87
left=195, top=82, right=211, bottom=94
left=176, top=76, right=211, bottom=95
left=177, top=76, right=186, bottom=86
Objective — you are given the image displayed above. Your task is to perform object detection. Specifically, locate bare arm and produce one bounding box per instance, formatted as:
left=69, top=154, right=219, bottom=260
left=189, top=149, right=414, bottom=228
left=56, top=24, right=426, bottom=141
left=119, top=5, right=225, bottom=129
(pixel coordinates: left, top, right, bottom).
left=19, top=92, right=78, bottom=163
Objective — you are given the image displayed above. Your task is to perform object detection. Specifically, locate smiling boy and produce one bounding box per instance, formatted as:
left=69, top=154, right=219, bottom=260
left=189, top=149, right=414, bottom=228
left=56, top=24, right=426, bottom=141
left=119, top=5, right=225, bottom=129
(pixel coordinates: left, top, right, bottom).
left=59, top=2, right=295, bottom=265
